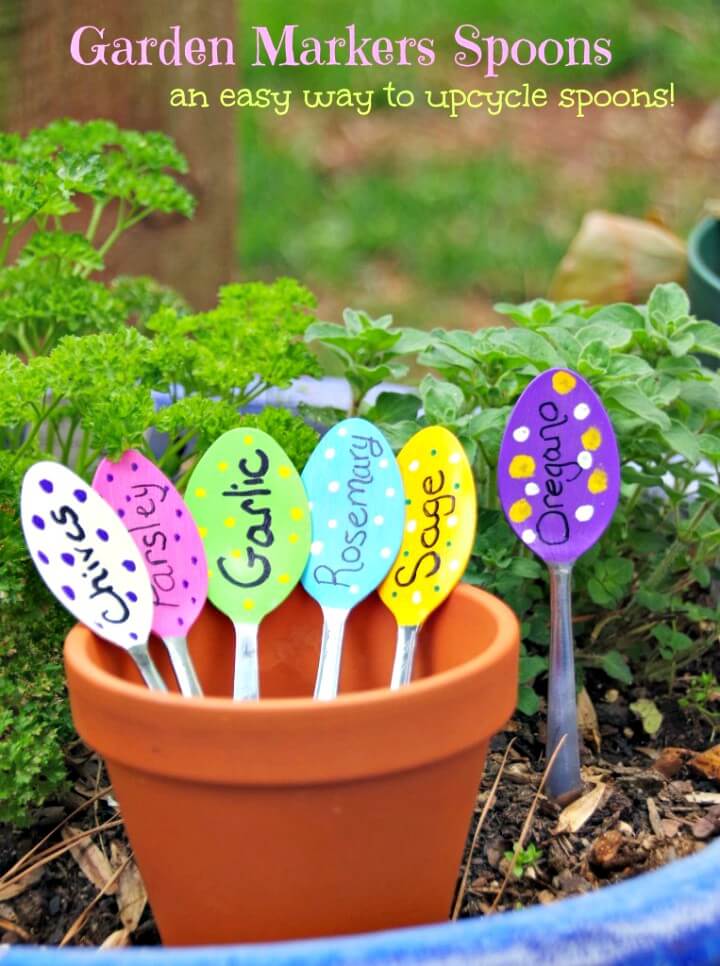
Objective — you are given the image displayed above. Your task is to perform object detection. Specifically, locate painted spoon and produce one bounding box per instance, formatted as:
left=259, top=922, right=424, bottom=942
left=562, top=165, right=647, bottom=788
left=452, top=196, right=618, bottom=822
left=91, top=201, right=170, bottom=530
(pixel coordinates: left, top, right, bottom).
left=379, top=426, right=477, bottom=688
left=20, top=461, right=163, bottom=690
left=301, top=418, right=405, bottom=700
left=185, top=428, right=311, bottom=700
left=93, top=450, right=207, bottom=697
left=498, top=367, right=620, bottom=803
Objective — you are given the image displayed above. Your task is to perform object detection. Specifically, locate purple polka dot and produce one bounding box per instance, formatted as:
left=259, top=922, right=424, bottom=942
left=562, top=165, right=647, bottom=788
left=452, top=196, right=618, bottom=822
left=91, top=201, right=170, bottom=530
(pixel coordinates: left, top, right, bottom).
left=106, top=473, right=114, bottom=483
left=191, top=556, right=198, bottom=566
left=61, top=552, right=74, bottom=566
left=130, top=633, right=138, bottom=641
left=96, top=528, right=109, bottom=542
left=117, top=509, right=125, bottom=518
left=177, top=617, right=184, bottom=627
left=191, top=597, right=197, bottom=605
left=175, top=509, right=183, bottom=518
left=37, top=551, right=49, bottom=565
left=122, top=560, right=136, bottom=572
left=61, top=585, right=75, bottom=601
left=31, top=515, right=45, bottom=530
left=131, top=462, right=138, bottom=472
left=127, top=591, right=137, bottom=602
left=125, top=495, right=131, bottom=503
left=173, top=533, right=181, bottom=542
left=182, top=580, right=189, bottom=589
left=73, top=489, right=87, bottom=503
left=39, top=479, right=53, bottom=493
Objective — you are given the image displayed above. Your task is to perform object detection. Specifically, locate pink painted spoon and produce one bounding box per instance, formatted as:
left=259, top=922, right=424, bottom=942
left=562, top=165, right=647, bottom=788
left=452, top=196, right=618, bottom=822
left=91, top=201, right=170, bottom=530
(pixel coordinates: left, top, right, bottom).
left=93, top=450, right=208, bottom=697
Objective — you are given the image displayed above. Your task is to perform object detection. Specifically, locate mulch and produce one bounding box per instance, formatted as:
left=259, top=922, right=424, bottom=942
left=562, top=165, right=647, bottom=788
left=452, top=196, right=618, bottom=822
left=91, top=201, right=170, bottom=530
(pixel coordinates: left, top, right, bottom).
left=1, top=662, right=719, bottom=946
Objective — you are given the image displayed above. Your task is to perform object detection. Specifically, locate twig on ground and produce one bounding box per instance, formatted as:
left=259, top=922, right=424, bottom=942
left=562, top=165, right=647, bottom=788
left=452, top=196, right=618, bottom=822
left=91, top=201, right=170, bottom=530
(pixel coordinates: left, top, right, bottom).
left=451, top=738, right=517, bottom=921
left=59, top=854, right=132, bottom=947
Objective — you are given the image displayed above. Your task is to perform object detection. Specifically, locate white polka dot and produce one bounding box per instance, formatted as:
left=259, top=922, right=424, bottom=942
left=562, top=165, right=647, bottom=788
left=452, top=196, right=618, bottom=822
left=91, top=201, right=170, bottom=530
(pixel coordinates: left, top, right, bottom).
left=447, top=515, right=458, bottom=528
left=449, top=560, right=460, bottom=572
left=327, top=519, right=337, bottom=529
left=577, top=451, right=593, bottom=470
left=449, top=452, right=461, bottom=464
left=406, top=519, right=417, bottom=533
left=573, top=403, right=590, bottom=421
left=521, top=529, right=537, bottom=545
left=373, top=515, right=384, bottom=526
left=513, top=425, right=530, bottom=443
left=310, top=540, right=324, bottom=555
left=350, top=584, right=360, bottom=595
left=575, top=505, right=594, bottom=522
left=525, top=482, right=540, bottom=497
left=328, top=481, right=340, bottom=493
left=411, top=590, right=422, bottom=604
left=385, top=487, right=396, bottom=498
left=324, top=447, right=336, bottom=459
left=308, top=501, right=314, bottom=511
left=408, top=459, right=420, bottom=472
left=338, top=427, right=347, bottom=437
left=379, top=458, right=389, bottom=469
left=380, top=547, right=392, bottom=559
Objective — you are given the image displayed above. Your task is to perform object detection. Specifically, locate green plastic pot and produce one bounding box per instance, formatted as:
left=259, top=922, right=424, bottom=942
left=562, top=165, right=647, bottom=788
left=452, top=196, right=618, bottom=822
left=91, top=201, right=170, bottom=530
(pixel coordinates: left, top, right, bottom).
left=688, top=217, right=720, bottom=324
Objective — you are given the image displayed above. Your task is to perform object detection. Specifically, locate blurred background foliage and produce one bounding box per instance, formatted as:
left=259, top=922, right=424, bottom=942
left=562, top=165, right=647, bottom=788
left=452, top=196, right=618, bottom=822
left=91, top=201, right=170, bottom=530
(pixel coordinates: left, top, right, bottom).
left=239, top=0, right=720, bottom=326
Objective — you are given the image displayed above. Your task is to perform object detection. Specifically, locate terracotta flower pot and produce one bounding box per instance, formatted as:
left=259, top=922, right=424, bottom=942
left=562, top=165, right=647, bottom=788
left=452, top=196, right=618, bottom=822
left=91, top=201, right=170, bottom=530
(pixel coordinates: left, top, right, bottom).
left=64, top=583, right=519, bottom=946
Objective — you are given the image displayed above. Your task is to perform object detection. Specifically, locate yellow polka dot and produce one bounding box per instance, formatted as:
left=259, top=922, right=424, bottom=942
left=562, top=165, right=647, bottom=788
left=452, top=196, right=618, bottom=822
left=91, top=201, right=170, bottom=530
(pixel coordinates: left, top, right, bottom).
left=509, top=455, right=536, bottom=479
left=278, top=573, right=290, bottom=584
left=278, top=465, right=291, bottom=479
left=230, top=549, right=242, bottom=559
left=581, top=427, right=602, bottom=451
left=217, top=461, right=229, bottom=472
left=552, top=371, right=577, bottom=395
left=194, top=487, right=207, bottom=499
left=207, top=569, right=213, bottom=579
left=290, top=506, right=303, bottom=521
left=243, top=599, right=254, bottom=611
left=243, top=435, right=253, bottom=445
left=198, top=526, right=208, bottom=539
left=509, top=499, right=532, bottom=523
left=289, top=532, right=299, bottom=544
left=224, top=516, right=236, bottom=528
left=588, top=469, right=608, bottom=494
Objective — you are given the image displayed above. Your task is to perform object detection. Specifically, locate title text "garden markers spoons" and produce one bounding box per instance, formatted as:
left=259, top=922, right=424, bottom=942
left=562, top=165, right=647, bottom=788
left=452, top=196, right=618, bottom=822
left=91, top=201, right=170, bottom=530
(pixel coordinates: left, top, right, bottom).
left=301, top=418, right=405, bottom=700
left=185, top=429, right=311, bottom=700
left=93, top=451, right=207, bottom=698
left=21, top=461, right=164, bottom=690
left=379, top=426, right=476, bottom=688
left=498, top=368, right=620, bottom=803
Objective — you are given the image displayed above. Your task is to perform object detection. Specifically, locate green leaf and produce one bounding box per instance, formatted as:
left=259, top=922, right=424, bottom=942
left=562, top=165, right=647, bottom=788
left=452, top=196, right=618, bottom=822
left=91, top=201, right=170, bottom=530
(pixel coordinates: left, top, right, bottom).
left=629, top=698, right=663, bottom=735
left=601, top=651, right=633, bottom=685
left=517, top=684, right=541, bottom=716
left=366, top=391, right=420, bottom=423
left=420, top=375, right=465, bottom=424
left=647, top=283, right=690, bottom=327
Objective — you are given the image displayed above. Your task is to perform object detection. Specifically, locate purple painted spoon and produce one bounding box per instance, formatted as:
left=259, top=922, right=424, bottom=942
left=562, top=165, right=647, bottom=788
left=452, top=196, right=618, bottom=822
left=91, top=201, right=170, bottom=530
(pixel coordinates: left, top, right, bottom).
left=93, top=451, right=208, bottom=697
left=498, top=368, right=620, bottom=802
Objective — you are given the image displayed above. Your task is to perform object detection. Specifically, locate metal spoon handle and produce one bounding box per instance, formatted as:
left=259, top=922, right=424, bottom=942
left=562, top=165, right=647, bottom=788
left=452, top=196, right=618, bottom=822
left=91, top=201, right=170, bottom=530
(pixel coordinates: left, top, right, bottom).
left=546, top=563, right=583, bottom=803
left=390, top=624, right=420, bottom=689
left=127, top=642, right=168, bottom=692
left=314, top=607, right=350, bottom=700
left=232, top=621, right=260, bottom=700
left=161, top=635, right=203, bottom=697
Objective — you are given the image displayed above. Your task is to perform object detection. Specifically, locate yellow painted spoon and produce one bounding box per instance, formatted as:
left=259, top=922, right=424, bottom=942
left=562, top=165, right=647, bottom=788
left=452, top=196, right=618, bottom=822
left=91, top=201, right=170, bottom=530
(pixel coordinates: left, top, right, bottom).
left=379, top=426, right=476, bottom=688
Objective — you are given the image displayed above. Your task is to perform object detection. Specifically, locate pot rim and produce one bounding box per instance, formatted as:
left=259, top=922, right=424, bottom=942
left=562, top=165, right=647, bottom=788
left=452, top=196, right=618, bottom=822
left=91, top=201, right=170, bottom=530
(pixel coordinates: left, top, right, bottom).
left=688, top=216, right=720, bottom=295
left=65, top=582, right=517, bottom=717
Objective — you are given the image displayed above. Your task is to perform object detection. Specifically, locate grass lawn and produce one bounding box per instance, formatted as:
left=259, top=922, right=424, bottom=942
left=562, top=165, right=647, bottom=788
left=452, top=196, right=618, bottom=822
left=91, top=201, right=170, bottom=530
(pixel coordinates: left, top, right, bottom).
left=238, top=0, right=720, bottom=326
